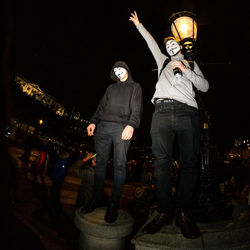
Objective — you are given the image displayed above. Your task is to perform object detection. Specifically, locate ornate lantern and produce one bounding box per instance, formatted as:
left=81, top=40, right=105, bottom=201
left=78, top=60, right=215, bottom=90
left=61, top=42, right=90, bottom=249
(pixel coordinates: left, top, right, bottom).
left=168, top=11, right=197, bottom=60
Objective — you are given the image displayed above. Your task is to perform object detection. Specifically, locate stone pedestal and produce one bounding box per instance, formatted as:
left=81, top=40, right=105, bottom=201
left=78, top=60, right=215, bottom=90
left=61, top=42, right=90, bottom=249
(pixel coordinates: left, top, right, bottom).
left=74, top=207, right=134, bottom=250
left=132, top=208, right=250, bottom=250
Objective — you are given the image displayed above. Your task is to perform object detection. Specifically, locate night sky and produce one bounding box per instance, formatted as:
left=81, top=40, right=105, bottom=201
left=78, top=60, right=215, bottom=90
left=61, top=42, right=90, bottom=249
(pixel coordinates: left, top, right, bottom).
left=8, top=0, right=250, bottom=147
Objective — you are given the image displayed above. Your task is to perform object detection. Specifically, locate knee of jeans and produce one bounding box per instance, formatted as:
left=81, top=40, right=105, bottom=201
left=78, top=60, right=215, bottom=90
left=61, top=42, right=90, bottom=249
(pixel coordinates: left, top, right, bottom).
left=114, top=161, right=126, bottom=172
left=154, top=158, right=172, bottom=172
left=155, top=156, right=172, bottom=165
left=113, top=160, right=125, bottom=173
left=181, top=156, right=199, bottom=167
left=95, top=159, right=107, bottom=170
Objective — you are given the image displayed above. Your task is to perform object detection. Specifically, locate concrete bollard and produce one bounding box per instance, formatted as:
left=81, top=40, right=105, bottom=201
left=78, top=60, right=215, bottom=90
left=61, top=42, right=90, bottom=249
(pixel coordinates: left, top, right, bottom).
left=74, top=207, right=134, bottom=250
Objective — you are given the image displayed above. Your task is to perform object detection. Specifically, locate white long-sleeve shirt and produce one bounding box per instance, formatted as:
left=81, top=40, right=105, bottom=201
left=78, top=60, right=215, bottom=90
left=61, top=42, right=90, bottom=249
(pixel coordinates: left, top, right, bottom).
left=136, top=23, right=209, bottom=109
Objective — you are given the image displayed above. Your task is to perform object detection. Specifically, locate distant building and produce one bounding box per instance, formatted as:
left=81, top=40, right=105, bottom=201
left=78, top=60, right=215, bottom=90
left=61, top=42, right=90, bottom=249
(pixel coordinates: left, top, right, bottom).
left=15, top=75, right=67, bottom=117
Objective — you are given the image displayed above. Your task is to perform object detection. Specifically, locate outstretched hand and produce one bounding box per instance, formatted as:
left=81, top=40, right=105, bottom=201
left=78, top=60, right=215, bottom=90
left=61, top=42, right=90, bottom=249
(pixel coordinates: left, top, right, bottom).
left=129, top=11, right=140, bottom=26
left=83, top=153, right=92, bottom=163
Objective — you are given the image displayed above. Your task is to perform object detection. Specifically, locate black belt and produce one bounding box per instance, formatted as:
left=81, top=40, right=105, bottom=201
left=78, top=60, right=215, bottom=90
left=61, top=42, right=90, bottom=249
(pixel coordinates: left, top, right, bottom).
left=154, top=98, right=176, bottom=104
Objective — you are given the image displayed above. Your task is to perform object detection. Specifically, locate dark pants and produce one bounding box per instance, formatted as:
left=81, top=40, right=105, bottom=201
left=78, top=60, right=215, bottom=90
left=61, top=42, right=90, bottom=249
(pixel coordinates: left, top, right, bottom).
left=150, top=101, right=200, bottom=214
left=49, top=180, right=63, bottom=216
left=76, top=168, right=94, bottom=208
left=94, top=121, right=131, bottom=203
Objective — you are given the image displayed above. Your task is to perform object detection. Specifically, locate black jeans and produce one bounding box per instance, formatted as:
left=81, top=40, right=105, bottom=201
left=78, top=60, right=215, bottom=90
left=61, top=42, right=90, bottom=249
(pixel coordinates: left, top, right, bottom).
left=150, top=101, right=200, bottom=214
left=94, top=121, right=131, bottom=203
left=49, top=180, right=63, bottom=216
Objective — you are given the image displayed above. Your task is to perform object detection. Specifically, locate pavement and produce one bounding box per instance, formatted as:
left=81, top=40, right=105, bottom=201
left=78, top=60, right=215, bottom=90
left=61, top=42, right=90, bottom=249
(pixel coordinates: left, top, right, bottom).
left=132, top=207, right=250, bottom=250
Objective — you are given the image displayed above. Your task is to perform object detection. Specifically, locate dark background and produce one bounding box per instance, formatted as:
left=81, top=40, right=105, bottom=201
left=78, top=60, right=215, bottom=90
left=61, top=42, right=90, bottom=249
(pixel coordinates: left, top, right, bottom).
left=7, top=0, right=250, bottom=148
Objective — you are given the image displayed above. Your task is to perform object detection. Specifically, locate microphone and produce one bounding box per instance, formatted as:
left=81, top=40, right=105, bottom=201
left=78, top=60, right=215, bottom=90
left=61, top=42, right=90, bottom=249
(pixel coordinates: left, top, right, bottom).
left=173, top=67, right=182, bottom=78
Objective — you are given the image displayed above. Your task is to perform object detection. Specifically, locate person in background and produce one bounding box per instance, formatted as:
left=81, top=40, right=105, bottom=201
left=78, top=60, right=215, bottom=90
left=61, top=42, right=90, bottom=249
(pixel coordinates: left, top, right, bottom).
left=21, top=134, right=34, bottom=178
left=71, top=151, right=96, bottom=208
left=34, top=150, right=49, bottom=185
left=48, top=147, right=70, bottom=217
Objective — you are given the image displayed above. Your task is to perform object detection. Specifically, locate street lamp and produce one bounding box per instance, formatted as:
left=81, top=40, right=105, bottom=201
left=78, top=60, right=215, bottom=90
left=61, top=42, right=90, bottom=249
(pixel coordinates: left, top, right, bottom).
left=168, top=11, right=197, bottom=60
left=39, top=119, right=43, bottom=126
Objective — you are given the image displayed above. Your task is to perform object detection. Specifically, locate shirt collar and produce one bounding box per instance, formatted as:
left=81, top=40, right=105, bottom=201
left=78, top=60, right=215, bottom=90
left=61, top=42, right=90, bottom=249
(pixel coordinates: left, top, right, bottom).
left=171, top=53, right=184, bottom=61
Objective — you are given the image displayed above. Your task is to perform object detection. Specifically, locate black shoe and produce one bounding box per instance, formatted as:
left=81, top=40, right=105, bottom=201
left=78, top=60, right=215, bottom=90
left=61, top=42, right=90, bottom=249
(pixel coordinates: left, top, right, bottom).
left=104, top=202, right=118, bottom=223
left=80, top=199, right=102, bottom=214
left=175, top=212, right=201, bottom=239
left=142, top=212, right=175, bottom=234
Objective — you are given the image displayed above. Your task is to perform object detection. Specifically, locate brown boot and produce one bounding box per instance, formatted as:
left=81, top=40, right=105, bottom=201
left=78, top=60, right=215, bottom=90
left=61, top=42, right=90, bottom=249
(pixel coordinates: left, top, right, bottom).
left=175, top=212, right=200, bottom=239
left=142, top=212, right=175, bottom=234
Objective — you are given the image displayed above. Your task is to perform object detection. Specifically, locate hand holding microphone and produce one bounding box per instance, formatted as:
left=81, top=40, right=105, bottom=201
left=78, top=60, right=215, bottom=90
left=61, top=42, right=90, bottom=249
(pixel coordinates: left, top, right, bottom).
left=171, top=61, right=186, bottom=78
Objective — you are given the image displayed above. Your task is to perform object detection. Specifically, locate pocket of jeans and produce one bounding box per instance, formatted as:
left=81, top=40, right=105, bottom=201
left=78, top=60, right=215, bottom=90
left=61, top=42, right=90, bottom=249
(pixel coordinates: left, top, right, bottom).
left=155, top=105, right=169, bottom=113
left=185, top=105, right=198, bottom=114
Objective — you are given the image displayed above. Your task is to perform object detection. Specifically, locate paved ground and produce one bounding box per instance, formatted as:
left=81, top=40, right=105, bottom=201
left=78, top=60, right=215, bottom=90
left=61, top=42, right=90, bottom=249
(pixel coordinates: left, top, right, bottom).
left=10, top=169, right=79, bottom=249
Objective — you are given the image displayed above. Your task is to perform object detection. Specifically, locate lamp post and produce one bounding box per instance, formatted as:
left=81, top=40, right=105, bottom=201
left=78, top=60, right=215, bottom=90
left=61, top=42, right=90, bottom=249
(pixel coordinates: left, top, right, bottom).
left=168, top=11, right=198, bottom=60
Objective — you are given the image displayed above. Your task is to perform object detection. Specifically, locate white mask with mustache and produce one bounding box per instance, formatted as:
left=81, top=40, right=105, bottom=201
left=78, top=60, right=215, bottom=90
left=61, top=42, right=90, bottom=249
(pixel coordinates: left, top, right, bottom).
left=166, top=40, right=181, bottom=56
left=114, top=67, right=127, bottom=80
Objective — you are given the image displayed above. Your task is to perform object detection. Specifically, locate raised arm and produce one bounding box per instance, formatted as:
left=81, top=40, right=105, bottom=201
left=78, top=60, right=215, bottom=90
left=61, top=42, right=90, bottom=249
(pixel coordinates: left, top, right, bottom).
left=129, top=11, right=166, bottom=68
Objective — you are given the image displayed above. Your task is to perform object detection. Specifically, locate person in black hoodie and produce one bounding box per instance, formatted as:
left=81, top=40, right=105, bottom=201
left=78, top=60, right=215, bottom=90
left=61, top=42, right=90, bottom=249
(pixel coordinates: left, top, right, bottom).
left=85, top=61, right=143, bottom=223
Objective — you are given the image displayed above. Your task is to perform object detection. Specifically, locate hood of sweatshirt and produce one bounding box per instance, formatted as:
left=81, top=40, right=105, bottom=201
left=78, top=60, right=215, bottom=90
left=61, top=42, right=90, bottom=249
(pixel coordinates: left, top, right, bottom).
left=110, top=61, right=133, bottom=83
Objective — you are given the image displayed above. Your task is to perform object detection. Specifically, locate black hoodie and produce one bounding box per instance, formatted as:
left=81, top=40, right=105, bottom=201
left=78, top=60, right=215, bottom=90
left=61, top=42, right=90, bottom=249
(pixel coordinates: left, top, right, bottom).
left=90, top=61, right=143, bottom=128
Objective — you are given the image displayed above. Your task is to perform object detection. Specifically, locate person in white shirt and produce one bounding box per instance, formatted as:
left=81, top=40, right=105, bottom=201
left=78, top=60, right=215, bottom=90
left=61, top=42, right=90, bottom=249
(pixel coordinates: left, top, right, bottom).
left=129, top=11, right=209, bottom=238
